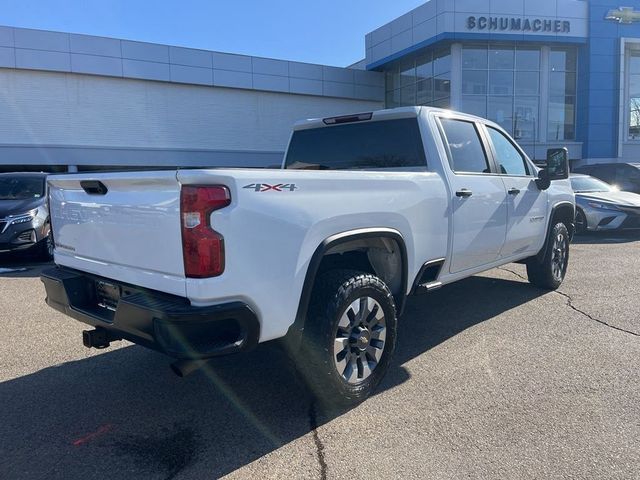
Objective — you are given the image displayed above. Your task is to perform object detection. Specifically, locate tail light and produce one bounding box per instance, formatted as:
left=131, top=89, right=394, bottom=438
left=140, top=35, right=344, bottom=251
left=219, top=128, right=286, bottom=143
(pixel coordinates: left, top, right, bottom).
left=180, top=185, right=231, bottom=278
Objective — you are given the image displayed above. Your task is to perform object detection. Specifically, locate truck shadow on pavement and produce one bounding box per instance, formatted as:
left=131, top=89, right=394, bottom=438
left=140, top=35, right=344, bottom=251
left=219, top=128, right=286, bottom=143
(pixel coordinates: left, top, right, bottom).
left=0, top=275, right=546, bottom=480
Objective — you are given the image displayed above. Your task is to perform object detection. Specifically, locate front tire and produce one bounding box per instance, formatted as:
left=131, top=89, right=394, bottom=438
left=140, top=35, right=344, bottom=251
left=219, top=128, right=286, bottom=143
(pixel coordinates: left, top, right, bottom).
left=526, top=222, right=570, bottom=290
left=297, top=269, right=397, bottom=409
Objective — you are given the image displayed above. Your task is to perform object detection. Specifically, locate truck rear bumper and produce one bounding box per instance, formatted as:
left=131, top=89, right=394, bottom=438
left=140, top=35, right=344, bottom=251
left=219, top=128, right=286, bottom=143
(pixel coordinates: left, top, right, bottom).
left=41, top=267, right=259, bottom=359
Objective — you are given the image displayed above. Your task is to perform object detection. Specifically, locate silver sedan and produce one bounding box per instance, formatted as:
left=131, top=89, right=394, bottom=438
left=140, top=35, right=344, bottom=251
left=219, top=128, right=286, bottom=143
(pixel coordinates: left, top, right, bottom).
left=571, top=174, right=640, bottom=233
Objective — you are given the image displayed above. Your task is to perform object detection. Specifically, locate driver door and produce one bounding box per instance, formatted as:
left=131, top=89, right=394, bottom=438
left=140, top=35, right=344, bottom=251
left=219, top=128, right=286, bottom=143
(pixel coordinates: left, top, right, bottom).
left=482, top=125, right=547, bottom=257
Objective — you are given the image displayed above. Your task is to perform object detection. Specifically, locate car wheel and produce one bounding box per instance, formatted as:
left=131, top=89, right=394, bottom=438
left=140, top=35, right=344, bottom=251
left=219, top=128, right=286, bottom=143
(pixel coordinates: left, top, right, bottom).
left=297, top=269, right=397, bottom=409
left=574, top=208, right=587, bottom=235
left=41, top=228, right=54, bottom=260
left=526, top=222, right=570, bottom=290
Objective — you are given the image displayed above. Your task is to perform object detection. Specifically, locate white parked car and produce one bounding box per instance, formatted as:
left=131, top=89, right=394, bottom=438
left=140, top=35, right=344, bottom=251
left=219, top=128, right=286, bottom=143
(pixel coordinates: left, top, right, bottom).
left=571, top=174, right=640, bottom=233
left=41, top=107, right=575, bottom=406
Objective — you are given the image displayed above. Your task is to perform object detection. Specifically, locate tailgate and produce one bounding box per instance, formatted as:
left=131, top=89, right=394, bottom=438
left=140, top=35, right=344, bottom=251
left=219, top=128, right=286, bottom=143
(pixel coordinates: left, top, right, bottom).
left=48, top=171, right=186, bottom=296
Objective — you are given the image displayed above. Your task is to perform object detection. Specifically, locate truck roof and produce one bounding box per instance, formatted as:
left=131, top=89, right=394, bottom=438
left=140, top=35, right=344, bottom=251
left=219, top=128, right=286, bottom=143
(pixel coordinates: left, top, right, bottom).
left=292, top=106, right=490, bottom=131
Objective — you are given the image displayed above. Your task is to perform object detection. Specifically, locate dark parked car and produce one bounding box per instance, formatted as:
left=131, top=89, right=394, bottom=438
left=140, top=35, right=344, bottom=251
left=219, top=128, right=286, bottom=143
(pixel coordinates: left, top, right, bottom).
left=0, top=172, right=52, bottom=258
left=573, top=162, right=640, bottom=194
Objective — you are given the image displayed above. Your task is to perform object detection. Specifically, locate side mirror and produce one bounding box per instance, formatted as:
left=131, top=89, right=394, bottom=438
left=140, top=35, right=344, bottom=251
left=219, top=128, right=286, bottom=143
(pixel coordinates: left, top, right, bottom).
left=536, top=147, right=569, bottom=190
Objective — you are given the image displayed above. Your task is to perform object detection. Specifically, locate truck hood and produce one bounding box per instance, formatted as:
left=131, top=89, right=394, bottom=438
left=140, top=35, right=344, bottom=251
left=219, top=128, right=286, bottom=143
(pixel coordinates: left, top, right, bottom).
left=0, top=198, right=43, bottom=218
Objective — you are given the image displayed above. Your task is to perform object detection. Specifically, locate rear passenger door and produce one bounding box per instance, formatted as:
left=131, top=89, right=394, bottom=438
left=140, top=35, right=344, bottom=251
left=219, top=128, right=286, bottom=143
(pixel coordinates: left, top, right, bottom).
left=483, top=125, right=547, bottom=257
left=438, top=117, right=508, bottom=274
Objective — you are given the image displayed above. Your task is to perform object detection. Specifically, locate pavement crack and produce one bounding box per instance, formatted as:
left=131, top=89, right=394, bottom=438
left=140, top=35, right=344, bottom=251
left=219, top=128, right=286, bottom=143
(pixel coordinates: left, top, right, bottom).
left=308, top=402, right=328, bottom=480
left=554, top=289, right=640, bottom=338
left=498, top=266, right=639, bottom=338
left=497, top=266, right=528, bottom=282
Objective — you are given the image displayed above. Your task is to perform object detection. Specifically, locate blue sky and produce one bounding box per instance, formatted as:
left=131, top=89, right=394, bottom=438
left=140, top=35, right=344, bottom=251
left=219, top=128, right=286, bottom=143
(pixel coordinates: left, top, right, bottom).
left=1, top=0, right=427, bottom=66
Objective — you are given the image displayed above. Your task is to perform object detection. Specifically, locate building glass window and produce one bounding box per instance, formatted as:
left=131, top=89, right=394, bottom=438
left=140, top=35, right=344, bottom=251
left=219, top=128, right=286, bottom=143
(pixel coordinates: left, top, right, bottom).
left=462, top=46, right=487, bottom=69
left=384, top=47, right=451, bottom=109
left=489, top=47, right=514, bottom=70
left=548, top=47, right=577, bottom=141
left=628, top=53, right=640, bottom=140
left=461, top=44, right=541, bottom=141
left=487, top=96, right=513, bottom=132
left=516, top=49, right=540, bottom=70
left=489, top=71, right=514, bottom=95
left=550, top=49, right=577, bottom=72
left=514, top=72, right=538, bottom=96
left=400, top=60, right=415, bottom=87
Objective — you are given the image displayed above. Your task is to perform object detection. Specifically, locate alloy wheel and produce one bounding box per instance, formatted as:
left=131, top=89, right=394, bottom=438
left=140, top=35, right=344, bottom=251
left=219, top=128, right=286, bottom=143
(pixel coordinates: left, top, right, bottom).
left=551, top=232, right=568, bottom=281
left=333, top=296, right=387, bottom=384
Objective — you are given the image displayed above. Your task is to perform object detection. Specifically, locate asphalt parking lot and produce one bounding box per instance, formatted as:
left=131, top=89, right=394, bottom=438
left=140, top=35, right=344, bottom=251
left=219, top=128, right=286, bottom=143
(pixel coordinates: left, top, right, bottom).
left=0, top=234, right=639, bottom=480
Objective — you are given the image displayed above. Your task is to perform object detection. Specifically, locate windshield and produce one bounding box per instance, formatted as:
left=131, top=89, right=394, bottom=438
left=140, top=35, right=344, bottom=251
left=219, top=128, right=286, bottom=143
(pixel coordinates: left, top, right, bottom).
left=0, top=177, right=45, bottom=200
left=570, top=176, right=614, bottom=193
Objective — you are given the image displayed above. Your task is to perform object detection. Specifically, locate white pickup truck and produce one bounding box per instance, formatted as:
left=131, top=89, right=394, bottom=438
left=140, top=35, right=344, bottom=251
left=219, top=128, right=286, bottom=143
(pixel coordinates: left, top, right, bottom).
left=42, top=107, right=574, bottom=406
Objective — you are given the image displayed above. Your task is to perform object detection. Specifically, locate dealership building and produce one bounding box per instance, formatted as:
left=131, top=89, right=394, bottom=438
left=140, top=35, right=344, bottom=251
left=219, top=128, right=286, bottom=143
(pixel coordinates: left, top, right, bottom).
left=1, top=0, right=639, bottom=171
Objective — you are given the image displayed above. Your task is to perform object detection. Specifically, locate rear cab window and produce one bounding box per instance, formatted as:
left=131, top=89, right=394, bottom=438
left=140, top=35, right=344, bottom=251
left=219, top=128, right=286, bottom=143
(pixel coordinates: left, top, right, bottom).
left=284, top=118, right=427, bottom=170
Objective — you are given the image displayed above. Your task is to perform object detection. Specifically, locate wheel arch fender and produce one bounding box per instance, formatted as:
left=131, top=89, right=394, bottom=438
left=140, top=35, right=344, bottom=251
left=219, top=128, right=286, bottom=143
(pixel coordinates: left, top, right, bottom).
left=283, top=227, right=408, bottom=351
left=537, top=201, right=575, bottom=262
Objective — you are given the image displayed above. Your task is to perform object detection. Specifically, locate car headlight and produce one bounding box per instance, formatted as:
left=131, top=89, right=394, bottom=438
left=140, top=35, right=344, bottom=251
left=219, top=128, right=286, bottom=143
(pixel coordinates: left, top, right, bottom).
left=9, top=209, right=37, bottom=225
left=587, top=201, right=619, bottom=211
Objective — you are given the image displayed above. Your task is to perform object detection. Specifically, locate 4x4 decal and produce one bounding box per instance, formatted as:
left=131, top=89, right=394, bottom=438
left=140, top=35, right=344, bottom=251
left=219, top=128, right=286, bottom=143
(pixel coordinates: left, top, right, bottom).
left=243, top=183, right=298, bottom=192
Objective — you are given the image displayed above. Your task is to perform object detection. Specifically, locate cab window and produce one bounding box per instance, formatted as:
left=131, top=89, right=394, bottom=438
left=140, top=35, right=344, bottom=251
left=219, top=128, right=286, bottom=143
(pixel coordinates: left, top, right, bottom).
left=487, top=127, right=529, bottom=176
left=439, top=118, right=490, bottom=174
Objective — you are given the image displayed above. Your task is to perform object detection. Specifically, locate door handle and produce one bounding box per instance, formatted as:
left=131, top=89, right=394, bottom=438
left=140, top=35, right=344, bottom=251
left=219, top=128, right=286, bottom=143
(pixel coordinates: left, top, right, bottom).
left=455, top=188, right=473, bottom=198
left=508, top=187, right=520, bottom=195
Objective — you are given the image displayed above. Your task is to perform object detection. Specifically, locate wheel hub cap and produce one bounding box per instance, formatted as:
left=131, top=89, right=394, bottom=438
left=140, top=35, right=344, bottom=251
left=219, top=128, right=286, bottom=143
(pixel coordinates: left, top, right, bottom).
left=551, top=233, right=567, bottom=281
left=333, top=296, right=387, bottom=385
left=352, top=328, right=371, bottom=351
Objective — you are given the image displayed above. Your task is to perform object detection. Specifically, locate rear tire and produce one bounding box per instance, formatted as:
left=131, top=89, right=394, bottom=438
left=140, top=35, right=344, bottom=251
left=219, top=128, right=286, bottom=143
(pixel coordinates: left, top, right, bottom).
left=296, top=269, right=397, bottom=409
left=526, top=222, right=570, bottom=290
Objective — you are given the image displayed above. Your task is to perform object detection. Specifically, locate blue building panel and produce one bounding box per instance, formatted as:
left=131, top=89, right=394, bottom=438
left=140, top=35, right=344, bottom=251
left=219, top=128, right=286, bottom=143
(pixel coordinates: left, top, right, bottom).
left=588, top=106, right=617, bottom=122
left=580, top=0, right=640, bottom=159
left=587, top=124, right=617, bottom=141
left=589, top=71, right=619, bottom=87
left=588, top=140, right=618, bottom=157
left=588, top=54, right=617, bottom=73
